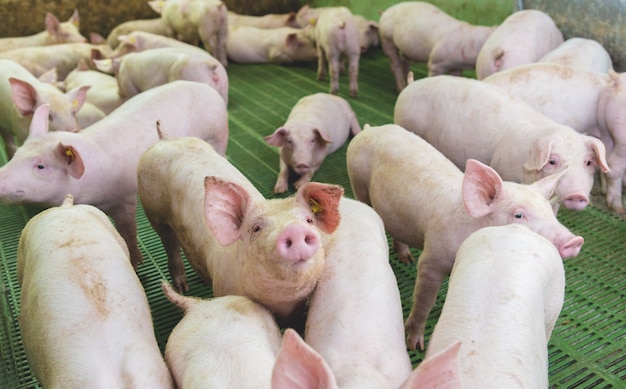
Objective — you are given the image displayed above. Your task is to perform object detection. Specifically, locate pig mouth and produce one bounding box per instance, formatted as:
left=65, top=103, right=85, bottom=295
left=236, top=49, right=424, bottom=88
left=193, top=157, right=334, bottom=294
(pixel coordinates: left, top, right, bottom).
left=0, top=190, right=26, bottom=203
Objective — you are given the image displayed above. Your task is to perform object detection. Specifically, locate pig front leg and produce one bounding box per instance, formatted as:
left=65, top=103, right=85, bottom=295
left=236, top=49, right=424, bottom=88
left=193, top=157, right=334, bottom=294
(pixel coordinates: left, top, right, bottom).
left=293, top=169, right=315, bottom=191
left=316, top=47, right=328, bottom=82
left=405, top=250, right=449, bottom=351
left=347, top=53, right=359, bottom=97
left=392, top=239, right=415, bottom=264
left=380, top=36, right=409, bottom=92
left=327, top=54, right=341, bottom=95
left=109, top=202, right=143, bottom=269
left=274, top=157, right=290, bottom=194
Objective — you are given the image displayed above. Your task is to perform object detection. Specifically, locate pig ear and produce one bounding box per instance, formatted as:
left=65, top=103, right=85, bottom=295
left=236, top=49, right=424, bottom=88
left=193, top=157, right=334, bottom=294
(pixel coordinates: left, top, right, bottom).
left=313, top=128, right=332, bottom=144
left=204, top=176, right=253, bottom=246
left=531, top=168, right=567, bottom=200
left=45, top=12, right=61, bottom=35
left=65, top=85, right=90, bottom=114
left=272, top=329, right=337, bottom=389
left=57, top=143, right=85, bottom=179
left=286, top=33, right=299, bottom=47
left=462, top=159, right=504, bottom=218
left=585, top=135, right=610, bottom=173
left=28, top=104, right=51, bottom=137
left=37, top=68, right=58, bottom=85
left=524, top=137, right=553, bottom=171
left=89, top=32, right=106, bottom=45
left=148, top=0, right=165, bottom=14
left=296, top=182, right=343, bottom=234
left=10, top=78, right=38, bottom=116
left=69, top=9, right=80, bottom=28
left=401, top=342, right=463, bottom=389
left=264, top=127, right=289, bottom=147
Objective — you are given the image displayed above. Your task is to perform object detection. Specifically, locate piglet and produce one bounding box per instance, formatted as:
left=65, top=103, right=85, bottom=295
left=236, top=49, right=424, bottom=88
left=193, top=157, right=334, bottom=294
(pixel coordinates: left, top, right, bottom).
left=394, top=75, right=610, bottom=211
left=379, top=1, right=495, bottom=90
left=0, top=10, right=86, bottom=52
left=162, top=282, right=282, bottom=388
left=427, top=224, right=566, bottom=387
left=227, top=10, right=300, bottom=29
left=353, top=15, right=379, bottom=53
left=17, top=195, right=173, bottom=388
left=226, top=25, right=317, bottom=64
left=149, top=0, right=229, bottom=66
left=347, top=124, right=583, bottom=350
left=106, top=17, right=176, bottom=48
left=475, top=9, right=563, bottom=79
left=304, top=197, right=414, bottom=388
left=63, top=59, right=124, bottom=114
left=137, top=135, right=342, bottom=326
left=538, top=37, right=613, bottom=73
left=265, top=93, right=361, bottom=193
left=107, top=30, right=209, bottom=58
left=0, top=81, right=228, bottom=269
left=94, top=46, right=228, bottom=105
left=0, top=59, right=88, bottom=158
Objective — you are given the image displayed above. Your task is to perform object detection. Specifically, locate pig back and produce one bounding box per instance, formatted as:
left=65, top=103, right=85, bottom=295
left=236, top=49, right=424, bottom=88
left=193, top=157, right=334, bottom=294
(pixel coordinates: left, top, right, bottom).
left=427, top=224, right=565, bottom=388
left=17, top=200, right=173, bottom=388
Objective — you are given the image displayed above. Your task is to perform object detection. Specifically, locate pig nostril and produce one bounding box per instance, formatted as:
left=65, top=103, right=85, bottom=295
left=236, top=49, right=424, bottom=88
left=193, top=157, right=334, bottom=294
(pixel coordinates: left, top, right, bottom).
left=285, top=239, right=292, bottom=248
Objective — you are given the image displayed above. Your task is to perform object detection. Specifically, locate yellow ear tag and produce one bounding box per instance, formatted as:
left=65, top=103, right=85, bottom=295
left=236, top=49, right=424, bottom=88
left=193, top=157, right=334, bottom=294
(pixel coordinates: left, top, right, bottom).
left=72, top=99, right=78, bottom=109
left=129, top=36, right=137, bottom=44
left=65, top=148, right=75, bottom=161
left=309, top=198, right=323, bottom=215
left=309, top=17, right=317, bottom=26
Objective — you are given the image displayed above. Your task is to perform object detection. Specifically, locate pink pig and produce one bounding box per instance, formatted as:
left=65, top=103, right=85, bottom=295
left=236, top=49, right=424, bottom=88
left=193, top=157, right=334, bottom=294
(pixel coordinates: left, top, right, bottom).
left=94, top=46, right=228, bottom=105
left=63, top=60, right=124, bottom=115
left=538, top=37, right=613, bottom=73
left=347, top=124, right=583, bottom=350
left=0, top=10, right=86, bottom=52
left=427, top=224, right=566, bottom=387
left=475, top=9, right=563, bottom=80
left=0, top=59, right=88, bottom=158
left=137, top=135, right=343, bottom=326
left=106, top=17, right=176, bottom=48
left=227, top=10, right=300, bottom=29
left=0, top=81, right=229, bottom=269
left=108, top=30, right=209, bottom=58
left=17, top=195, right=174, bottom=388
left=394, top=75, right=610, bottom=211
left=149, top=0, right=229, bottom=66
left=379, top=1, right=496, bottom=91
left=484, top=63, right=626, bottom=212
left=265, top=93, right=361, bottom=194
left=226, top=25, right=318, bottom=64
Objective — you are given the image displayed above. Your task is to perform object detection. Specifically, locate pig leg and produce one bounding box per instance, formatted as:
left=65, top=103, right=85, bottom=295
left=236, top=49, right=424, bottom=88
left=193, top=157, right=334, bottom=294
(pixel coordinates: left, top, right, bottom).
left=604, top=149, right=626, bottom=213
left=158, top=224, right=189, bottom=293
left=1, top=132, right=16, bottom=159
left=380, top=36, right=408, bottom=92
left=347, top=52, right=359, bottom=97
left=274, top=158, right=290, bottom=194
left=392, top=239, right=415, bottom=264
left=327, top=53, right=341, bottom=95
left=349, top=115, right=361, bottom=136
left=405, top=248, right=449, bottom=351
left=316, top=46, right=328, bottom=82
left=108, top=202, right=143, bottom=269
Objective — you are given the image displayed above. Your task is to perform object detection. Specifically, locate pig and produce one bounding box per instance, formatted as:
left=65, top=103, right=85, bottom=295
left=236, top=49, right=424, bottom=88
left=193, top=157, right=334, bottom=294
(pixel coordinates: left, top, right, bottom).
left=137, top=135, right=343, bottom=326
left=0, top=42, right=114, bottom=80
left=426, top=224, right=566, bottom=387
left=265, top=93, right=361, bottom=194
left=162, top=282, right=282, bottom=388
left=0, top=81, right=228, bottom=269
left=17, top=195, right=174, bottom=388
left=304, top=7, right=361, bottom=97
left=538, top=37, right=613, bottom=73
left=94, top=46, right=228, bottom=105
left=226, top=25, right=317, bottom=64
left=0, top=59, right=88, bottom=158
left=394, top=75, right=610, bottom=211
left=379, top=1, right=496, bottom=91
left=0, top=10, right=86, bottom=52
left=63, top=60, right=124, bottom=114
left=148, top=0, right=229, bottom=67
left=483, top=63, right=626, bottom=213
left=353, top=14, right=379, bottom=53
left=106, top=17, right=176, bottom=48
left=227, top=10, right=300, bottom=29
left=108, top=30, right=209, bottom=58
left=303, top=197, right=414, bottom=388
left=475, top=9, right=563, bottom=80
left=346, top=123, right=584, bottom=350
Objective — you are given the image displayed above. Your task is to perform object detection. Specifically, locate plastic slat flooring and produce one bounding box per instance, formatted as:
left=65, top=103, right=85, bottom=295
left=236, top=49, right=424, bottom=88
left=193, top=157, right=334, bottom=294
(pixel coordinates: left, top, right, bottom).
left=0, top=49, right=625, bottom=388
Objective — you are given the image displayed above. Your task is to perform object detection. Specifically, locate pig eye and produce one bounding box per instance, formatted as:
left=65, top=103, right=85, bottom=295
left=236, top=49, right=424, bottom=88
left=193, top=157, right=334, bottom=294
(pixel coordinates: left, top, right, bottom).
left=514, top=212, right=524, bottom=219
left=548, top=158, right=557, bottom=166
left=252, top=224, right=262, bottom=233
left=306, top=217, right=313, bottom=224
left=585, top=159, right=593, bottom=167
left=36, top=164, right=45, bottom=170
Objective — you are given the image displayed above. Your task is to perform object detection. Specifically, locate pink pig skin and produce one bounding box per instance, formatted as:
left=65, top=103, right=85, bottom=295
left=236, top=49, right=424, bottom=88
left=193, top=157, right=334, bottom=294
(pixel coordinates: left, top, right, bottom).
left=427, top=224, right=565, bottom=388
left=0, top=10, right=86, bottom=52
left=226, top=25, right=317, bottom=64
left=304, top=197, right=414, bottom=388
left=265, top=93, right=361, bottom=194
left=17, top=195, right=174, bottom=389
left=475, top=9, right=563, bottom=80
left=0, top=81, right=228, bottom=269
left=162, top=282, right=282, bottom=389
left=227, top=10, right=300, bottom=29
left=394, top=75, right=610, bottom=211
left=347, top=124, right=583, bottom=351
left=0, top=59, right=88, bottom=158
left=149, top=0, right=229, bottom=66
left=379, top=2, right=496, bottom=91
left=538, top=37, right=613, bottom=73
left=95, top=46, right=228, bottom=105
left=484, top=63, right=626, bottom=213
left=137, top=135, right=342, bottom=326
left=106, top=18, right=176, bottom=48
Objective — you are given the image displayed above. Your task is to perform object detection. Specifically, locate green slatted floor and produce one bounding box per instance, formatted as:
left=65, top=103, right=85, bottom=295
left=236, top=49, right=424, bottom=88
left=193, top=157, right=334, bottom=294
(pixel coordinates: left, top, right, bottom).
left=1, top=49, right=625, bottom=388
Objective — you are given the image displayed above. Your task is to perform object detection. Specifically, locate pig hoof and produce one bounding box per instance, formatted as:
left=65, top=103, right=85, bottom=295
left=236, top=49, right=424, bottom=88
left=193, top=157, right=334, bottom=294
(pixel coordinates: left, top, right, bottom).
left=173, top=278, right=189, bottom=294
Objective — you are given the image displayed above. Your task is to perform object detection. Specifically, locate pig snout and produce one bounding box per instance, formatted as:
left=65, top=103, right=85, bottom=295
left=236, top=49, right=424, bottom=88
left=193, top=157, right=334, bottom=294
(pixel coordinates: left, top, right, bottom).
left=276, top=224, right=320, bottom=263
left=563, top=193, right=589, bottom=210
left=557, top=235, right=584, bottom=259
left=294, top=163, right=310, bottom=174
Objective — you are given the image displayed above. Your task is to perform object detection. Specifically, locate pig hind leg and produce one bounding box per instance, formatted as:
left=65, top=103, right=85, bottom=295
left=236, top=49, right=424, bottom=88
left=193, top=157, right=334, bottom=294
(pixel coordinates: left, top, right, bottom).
left=380, top=35, right=409, bottom=92
left=393, top=239, right=415, bottom=264
left=154, top=222, right=189, bottom=293
left=347, top=51, right=360, bottom=97
left=316, top=46, right=328, bottom=82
